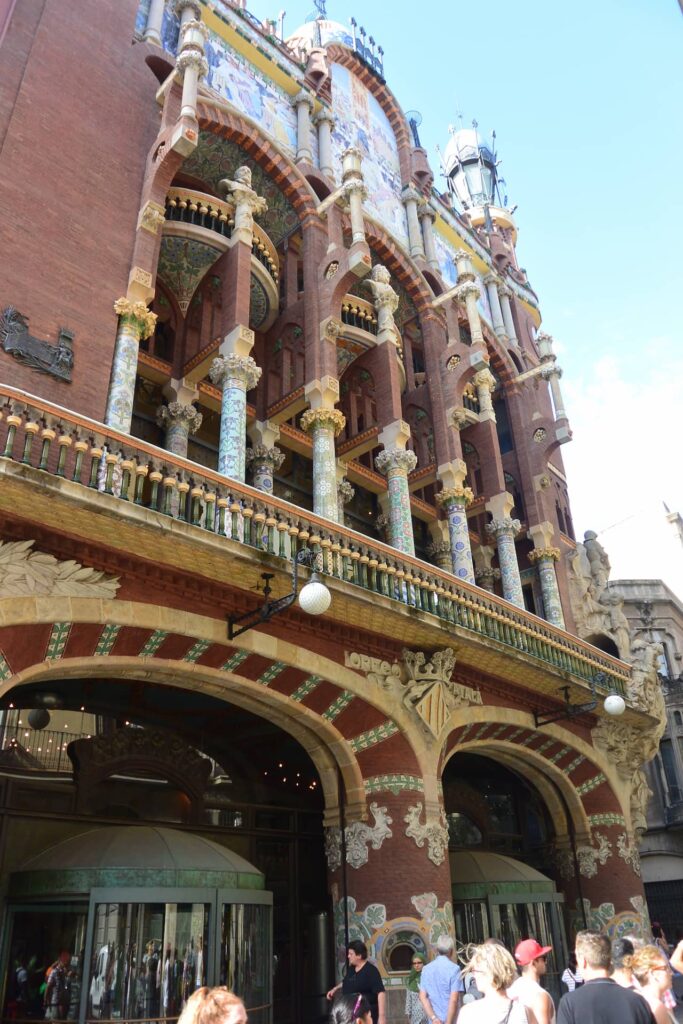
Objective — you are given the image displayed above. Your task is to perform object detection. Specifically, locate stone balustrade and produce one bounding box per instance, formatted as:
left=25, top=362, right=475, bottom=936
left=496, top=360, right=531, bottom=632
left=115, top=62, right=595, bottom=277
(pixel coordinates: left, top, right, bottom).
left=341, top=294, right=378, bottom=336
left=0, top=383, right=632, bottom=697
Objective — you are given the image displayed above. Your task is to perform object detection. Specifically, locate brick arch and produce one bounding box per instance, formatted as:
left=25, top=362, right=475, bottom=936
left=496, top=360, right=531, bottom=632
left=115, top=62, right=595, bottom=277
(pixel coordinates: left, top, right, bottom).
left=0, top=601, right=424, bottom=819
left=363, top=221, right=435, bottom=316
left=324, top=47, right=412, bottom=183
left=195, top=100, right=319, bottom=222
left=442, top=711, right=626, bottom=837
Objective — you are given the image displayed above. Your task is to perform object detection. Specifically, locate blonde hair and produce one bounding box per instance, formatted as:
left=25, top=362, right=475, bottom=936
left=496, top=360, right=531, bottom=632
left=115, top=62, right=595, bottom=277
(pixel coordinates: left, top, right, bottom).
left=631, top=945, right=669, bottom=986
left=464, top=943, right=517, bottom=992
left=177, top=987, right=246, bottom=1024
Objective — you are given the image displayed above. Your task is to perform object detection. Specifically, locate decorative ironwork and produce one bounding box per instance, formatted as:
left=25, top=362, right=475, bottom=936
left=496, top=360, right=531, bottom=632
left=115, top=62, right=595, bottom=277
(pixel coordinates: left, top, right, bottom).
left=1, top=307, right=73, bottom=382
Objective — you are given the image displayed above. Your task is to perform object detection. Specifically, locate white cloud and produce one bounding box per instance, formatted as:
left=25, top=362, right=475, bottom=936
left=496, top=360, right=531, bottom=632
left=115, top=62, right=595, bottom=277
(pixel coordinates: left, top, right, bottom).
left=561, top=348, right=683, bottom=599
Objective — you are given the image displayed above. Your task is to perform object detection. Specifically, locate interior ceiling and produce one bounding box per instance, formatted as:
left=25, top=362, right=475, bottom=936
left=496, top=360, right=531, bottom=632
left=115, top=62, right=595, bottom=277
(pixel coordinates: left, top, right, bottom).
left=8, top=677, right=318, bottom=778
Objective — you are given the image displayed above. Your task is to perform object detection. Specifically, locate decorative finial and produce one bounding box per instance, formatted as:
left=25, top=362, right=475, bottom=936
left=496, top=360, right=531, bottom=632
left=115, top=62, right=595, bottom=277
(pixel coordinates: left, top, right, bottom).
left=314, top=0, right=327, bottom=17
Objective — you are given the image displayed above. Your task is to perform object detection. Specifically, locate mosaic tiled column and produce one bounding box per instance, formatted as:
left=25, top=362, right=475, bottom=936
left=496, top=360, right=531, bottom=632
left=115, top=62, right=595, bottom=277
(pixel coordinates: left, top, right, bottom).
left=156, top=402, right=202, bottom=458
left=436, top=486, right=475, bottom=584
left=300, top=408, right=346, bottom=522
left=375, top=448, right=418, bottom=555
left=209, top=354, right=261, bottom=481
left=105, top=299, right=157, bottom=433
left=485, top=516, right=524, bottom=608
left=528, top=547, right=565, bottom=628
left=246, top=444, right=284, bottom=494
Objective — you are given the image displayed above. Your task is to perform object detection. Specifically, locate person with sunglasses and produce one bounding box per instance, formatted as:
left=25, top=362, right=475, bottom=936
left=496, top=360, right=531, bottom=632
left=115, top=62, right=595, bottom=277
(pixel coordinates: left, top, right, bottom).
left=405, top=953, right=429, bottom=1024
left=508, top=940, right=555, bottom=1024
left=459, top=943, right=533, bottom=1023
left=631, top=946, right=676, bottom=1023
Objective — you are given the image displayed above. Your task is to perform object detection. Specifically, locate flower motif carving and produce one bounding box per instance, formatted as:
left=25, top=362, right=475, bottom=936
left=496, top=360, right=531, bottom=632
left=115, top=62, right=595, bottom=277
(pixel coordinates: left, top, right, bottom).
left=325, top=803, right=393, bottom=871
left=617, top=833, right=641, bottom=876
left=436, top=485, right=474, bottom=509
left=245, top=444, right=285, bottom=471
left=209, top=354, right=262, bottom=391
left=300, top=408, right=346, bottom=436
left=527, top=547, right=561, bottom=564
left=486, top=518, right=521, bottom=538
left=556, top=832, right=612, bottom=879
left=113, top=298, right=157, bottom=340
left=156, top=402, right=203, bottom=435
left=375, top=448, right=418, bottom=476
left=404, top=803, right=449, bottom=866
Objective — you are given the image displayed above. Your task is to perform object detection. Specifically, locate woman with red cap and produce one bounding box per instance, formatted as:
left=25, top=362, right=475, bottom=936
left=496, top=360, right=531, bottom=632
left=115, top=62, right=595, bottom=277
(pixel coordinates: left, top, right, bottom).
left=507, top=940, right=555, bottom=1024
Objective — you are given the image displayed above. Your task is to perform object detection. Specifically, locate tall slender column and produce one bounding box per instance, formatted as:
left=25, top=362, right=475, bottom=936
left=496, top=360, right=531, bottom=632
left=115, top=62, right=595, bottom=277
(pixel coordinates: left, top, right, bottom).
left=528, top=521, right=565, bottom=627
left=157, top=401, right=202, bottom=457
left=498, top=283, right=518, bottom=345
left=402, top=185, right=425, bottom=259
left=175, top=17, right=209, bottom=121
left=418, top=205, right=439, bottom=270
left=485, top=492, right=524, bottom=608
left=301, top=409, right=346, bottom=522
left=314, top=108, right=336, bottom=179
left=453, top=251, right=484, bottom=346
left=483, top=274, right=507, bottom=340
left=172, top=0, right=201, bottom=28
left=210, top=327, right=261, bottom=481
left=376, top=420, right=417, bottom=555
left=292, top=89, right=315, bottom=164
left=143, top=0, right=166, bottom=45
left=219, top=165, right=268, bottom=247
left=473, top=544, right=501, bottom=594
left=341, top=147, right=368, bottom=245
left=435, top=460, right=475, bottom=583
left=474, top=368, right=496, bottom=422
left=105, top=299, right=157, bottom=433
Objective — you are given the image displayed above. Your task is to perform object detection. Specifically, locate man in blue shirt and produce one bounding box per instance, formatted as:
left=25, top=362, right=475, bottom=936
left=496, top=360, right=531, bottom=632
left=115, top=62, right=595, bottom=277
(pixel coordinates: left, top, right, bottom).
left=419, top=935, right=465, bottom=1024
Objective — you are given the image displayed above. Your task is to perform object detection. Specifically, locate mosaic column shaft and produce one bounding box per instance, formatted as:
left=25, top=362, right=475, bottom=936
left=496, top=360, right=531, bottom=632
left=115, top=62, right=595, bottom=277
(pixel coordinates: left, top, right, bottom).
left=105, top=299, right=157, bottom=434
left=210, top=354, right=261, bottom=481
left=529, top=548, right=565, bottom=628
left=437, top=487, right=475, bottom=584
left=156, top=401, right=203, bottom=458
left=486, top=517, right=524, bottom=608
left=246, top=444, right=284, bottom=494
left=301, top=408, right=346, bottom=522
left=376, top=448, right=418, bottom=555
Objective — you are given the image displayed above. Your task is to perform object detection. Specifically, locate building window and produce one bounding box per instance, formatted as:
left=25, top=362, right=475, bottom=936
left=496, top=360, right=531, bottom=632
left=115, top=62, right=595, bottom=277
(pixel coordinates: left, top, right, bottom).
left=660, top=740, right=682, bottom=801
left=493, top=398, right=514, bottom=453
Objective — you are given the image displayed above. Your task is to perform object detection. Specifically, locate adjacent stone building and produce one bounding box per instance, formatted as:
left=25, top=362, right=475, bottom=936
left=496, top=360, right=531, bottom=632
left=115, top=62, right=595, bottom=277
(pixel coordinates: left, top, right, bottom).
left=0, top=2, right=667, bottom=1022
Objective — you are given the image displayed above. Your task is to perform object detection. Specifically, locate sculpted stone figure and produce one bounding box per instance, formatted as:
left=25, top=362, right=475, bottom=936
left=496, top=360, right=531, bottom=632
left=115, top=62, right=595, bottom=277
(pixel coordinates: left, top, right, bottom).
left=219, top=165, right=267, bottom=237
left=584, top=529, right=611, bottom=593
left=362, top=265, right=399, bottom=342
left=629, top=638, right=665, bottom=721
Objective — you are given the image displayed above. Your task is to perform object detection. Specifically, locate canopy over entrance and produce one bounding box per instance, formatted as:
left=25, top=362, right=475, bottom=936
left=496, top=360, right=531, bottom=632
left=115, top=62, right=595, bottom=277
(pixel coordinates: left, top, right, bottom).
left=450, top=850, right=556, bottom=900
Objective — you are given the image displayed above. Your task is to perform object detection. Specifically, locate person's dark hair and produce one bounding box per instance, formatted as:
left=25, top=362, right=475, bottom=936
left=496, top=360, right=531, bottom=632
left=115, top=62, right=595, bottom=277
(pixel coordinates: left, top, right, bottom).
left=347, top=940, right=368, bottom=960
left=612, top=938, right=635, bottom=970
left=652, top=923, right=663, bottom=939
left=331, top=993, right=371, bottom=1024
left=575, top=930, right=611, bottom=971
left=567, top=952, right=578, bottom=971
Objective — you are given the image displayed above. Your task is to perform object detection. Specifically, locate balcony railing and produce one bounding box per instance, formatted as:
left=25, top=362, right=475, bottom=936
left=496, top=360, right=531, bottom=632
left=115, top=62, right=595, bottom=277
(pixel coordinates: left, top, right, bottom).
left=0, top=726, right=91, bottom=772
left=0, top=385, right=631, bottom=697
left=164, top=188, right=279, bottom=283
left=341, top=295, right=378, bottom=335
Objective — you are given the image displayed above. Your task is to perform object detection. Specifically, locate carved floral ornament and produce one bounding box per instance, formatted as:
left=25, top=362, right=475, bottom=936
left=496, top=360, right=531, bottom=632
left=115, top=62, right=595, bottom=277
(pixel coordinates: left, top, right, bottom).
left=344, top=648, right=482, bottom=738
left=436, top=485, right=474, bottom=509
left=113, top=298, right=157, bottom=341
left=300, top=407, right=346, bottom=436
left=324, top=802, right=393, bottom=870
left=556, top=832, right=612, bottom=880
left=527, top=547, right=561, bottom=564
left=0, top=539, right=120, bottom=599
left=404, top=803, right=449, bottom=866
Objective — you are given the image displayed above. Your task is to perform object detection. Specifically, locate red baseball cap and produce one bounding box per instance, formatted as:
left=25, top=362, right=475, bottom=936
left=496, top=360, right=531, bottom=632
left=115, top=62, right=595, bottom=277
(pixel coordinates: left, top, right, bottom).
left=515, top=939, right=552, bottom=965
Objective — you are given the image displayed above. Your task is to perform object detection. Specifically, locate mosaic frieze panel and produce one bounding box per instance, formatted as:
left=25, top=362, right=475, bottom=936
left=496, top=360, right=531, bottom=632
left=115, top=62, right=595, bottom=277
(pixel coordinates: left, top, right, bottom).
left=183, top=133, right=298, bottom=245
left=433, top=230, right=492, bottom=326
left=329, top=63, right=408, bottom=248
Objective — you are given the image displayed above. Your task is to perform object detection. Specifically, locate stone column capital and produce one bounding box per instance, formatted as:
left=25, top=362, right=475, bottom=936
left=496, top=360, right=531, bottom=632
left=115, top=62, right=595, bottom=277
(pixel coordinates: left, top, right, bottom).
left=156, top=401, right=203, bottom=434
left=292, top=88, right=315, bottom=110
left=300, top=407, right=346, bottom=436
left=209, top=353, right=262, bottom=391
left=436, top=485, right=474, bottom=509
left=401, top=184, right=422, bottom=205
left=455, top=281, right=480, bottom=303
left=337, top=478, right=355, bottom=504
left=527, top=547, right=561, bottom=564
left=497, top=281, right=512, bottom=298
left=179, top=17, right=209, bottom=47
left=113, top=298, right=157, bottom=340
left=486, top=517, right=521, bottom=538
left=176, top=50, right=208, bottom=76
left=375, top=447, right=418, bottom=476
left=172, top=0, right=202, bottom=17
left=474, top=368, right=496, bottom=392
left=314, top=107, right=336, bottom=127
left=541, top=364, right=562, bottom=380
left=245, top=444, right=285, bottom=471
left=342, top=179, right=369, bottom=202
left=418, top=203, right=436, bottom=223
left=483, top=273, right=501, bottom=288
left=476, top=566, right=502, bottom=584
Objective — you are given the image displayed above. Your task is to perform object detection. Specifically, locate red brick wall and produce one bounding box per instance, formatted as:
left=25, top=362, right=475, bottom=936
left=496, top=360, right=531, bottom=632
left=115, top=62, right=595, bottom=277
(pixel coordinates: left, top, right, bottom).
left=0, top=0, right=158, bottom=419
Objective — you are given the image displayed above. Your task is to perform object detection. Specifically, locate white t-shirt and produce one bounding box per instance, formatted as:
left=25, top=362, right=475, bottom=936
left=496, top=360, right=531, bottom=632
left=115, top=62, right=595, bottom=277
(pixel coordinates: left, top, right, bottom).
left=508, top=975, right=556, bottom=1024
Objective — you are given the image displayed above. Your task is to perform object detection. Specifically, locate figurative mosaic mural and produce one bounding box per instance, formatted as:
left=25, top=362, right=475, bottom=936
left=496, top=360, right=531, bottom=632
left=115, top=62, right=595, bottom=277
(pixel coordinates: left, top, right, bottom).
left=183, top=133, right=299, bottom=246
left=329, top=64, right=409, bottom=249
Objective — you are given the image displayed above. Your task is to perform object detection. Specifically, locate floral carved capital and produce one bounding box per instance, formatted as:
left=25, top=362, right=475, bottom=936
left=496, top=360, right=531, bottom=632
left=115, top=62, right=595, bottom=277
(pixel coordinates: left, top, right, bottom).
left=300, top=407, right=346, bottom=437
left=486, top=517, right=521, bottom=538
left=245, top=444, right=285, bottom=471
left=156, top=402, right=203, bottom=434
left=436, top=485, right=474, bottom=509
left=113, top=298, right=157, bottom=341
left=375, top=448, right=418, bottom=476
left=404, top=803, right=449, bottom=866
left=209, top=354, right=262, bottom=391
left=527, top=547, right=561, bottom=564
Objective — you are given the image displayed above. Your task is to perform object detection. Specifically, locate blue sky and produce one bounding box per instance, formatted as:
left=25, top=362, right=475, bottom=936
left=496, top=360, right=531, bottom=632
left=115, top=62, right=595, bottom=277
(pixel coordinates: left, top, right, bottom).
left=250, top=0, right=683, bottom=592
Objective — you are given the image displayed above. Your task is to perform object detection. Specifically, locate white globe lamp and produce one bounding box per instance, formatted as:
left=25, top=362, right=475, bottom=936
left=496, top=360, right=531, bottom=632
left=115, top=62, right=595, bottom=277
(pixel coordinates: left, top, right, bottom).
left=298, top=573, right=331, bottom=616
left=603, top=693, right=626, bottom=717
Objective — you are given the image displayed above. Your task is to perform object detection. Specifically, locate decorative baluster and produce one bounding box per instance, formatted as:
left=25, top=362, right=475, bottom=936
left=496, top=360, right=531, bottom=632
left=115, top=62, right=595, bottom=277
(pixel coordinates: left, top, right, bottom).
left=176, top=477, right=190, bottom=520
left=205, top=491, right=216, bottom=532
left=217, top=493, right=229, bottom=535
left=359, top=550, right=370, bottom=588
left=2, top=409, right=21, bottom=459
left=120, top=457, right=134, bottom=501
left=161, top=474, right=176, bottom=515
left=277, top=519, right=288, bottom=558
left=21, top=419, right=39, bottom=464
left=190, top=485, right=203, bottom=526
left=55, top=432, right=73, bottom=477
left=230, top=499, right=241, bottom=541
left=149, top=467, right=163, bottom=511
left=104, top=452, right=119, bottom=494
left=134, top=462, right=149, bottom=505
left=39, top=424, right=56, bottom=471
left=243, top=505, right=253, bottom=545
left=72, top=438, right=88, bottom=483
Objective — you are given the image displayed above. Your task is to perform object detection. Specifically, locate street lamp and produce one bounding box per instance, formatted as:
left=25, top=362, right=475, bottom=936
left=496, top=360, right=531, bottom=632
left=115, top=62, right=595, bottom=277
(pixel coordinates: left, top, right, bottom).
left=227, top=549, right=331, bottom=640
left=533, top=672, right=626, bottom=728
